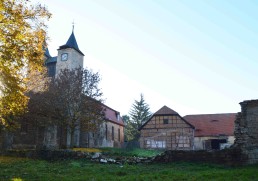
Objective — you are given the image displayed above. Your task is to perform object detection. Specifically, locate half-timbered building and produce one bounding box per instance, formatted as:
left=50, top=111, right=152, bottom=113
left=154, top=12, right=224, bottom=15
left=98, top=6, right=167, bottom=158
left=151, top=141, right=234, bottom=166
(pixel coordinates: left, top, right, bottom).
left=139, top=106, right=195, bottom=150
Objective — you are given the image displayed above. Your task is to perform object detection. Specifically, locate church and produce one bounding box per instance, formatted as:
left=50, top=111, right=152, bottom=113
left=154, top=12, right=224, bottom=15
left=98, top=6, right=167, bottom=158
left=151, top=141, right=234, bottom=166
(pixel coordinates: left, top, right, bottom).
left=12, top=29, right=124, bottom=149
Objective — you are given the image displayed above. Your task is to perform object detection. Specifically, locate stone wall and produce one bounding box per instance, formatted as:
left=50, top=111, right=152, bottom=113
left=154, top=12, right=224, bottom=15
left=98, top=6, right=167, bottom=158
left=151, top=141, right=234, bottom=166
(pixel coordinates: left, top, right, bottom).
left=154, top=148, right=247, bottom=166
left=233, top=100, right=258, bottom=164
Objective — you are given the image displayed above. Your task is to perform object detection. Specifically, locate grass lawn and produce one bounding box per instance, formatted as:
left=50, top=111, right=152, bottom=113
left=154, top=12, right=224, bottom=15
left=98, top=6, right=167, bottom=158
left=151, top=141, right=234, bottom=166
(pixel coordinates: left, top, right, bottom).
left=1, top=156, right=258, bottom=181
left=71, top=147, right=163, bottom=157
left=99, top=147, right=163, bottom=157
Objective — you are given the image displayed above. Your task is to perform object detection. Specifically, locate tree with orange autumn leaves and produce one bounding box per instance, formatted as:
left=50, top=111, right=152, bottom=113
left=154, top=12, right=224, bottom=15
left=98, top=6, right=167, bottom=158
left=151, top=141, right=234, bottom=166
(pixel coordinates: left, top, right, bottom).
left=0, top=0, right=51, bottom=130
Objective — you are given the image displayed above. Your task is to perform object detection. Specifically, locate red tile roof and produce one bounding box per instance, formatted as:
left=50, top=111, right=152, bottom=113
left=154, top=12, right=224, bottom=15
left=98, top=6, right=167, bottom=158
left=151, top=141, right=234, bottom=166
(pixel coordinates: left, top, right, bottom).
left=154, top=105, right=178, bottom=115
left=183, top=113, right=237, bottom=137
left=104, top=105, right=124, bottom=126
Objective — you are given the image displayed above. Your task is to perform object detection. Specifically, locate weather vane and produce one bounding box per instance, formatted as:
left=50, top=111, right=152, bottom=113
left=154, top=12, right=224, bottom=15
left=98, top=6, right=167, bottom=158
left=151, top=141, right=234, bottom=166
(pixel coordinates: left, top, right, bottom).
left=72, top=20, right=75, bottom=32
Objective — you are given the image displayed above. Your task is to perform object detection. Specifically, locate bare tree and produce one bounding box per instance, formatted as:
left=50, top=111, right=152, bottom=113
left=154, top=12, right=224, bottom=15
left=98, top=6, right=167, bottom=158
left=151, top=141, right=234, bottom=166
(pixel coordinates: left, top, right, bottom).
left=26, top=67, right=105, bottom=148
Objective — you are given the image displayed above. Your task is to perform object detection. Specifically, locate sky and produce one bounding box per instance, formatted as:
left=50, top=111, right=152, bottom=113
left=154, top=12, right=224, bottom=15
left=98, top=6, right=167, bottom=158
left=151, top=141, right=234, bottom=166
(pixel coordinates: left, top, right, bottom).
left=35, top=0, right=258, bottom=116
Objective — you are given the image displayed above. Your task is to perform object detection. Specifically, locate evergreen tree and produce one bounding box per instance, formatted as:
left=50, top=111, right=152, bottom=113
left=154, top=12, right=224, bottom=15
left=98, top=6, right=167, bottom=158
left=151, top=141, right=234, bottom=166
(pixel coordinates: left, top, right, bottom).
left=122, top=115, right=134, bottom=141
left=126, top=94, right=152, bottom=141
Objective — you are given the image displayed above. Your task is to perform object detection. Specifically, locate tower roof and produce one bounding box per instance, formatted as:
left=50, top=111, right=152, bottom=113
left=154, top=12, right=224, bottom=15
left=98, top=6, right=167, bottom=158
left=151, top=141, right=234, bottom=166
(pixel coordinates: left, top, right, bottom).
left=66, top=31, right=79, bottom=50
left=59, top=31, right=84, bottom=56
left=44, top=47, right=51, bottom=58
left=44, top=47, right=57, bottom=64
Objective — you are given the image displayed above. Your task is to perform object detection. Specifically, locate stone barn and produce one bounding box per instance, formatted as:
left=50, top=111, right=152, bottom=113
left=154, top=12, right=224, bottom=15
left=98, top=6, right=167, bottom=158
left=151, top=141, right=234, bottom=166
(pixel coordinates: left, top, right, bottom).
left=184, top=113, right=236, bottom=150
left=139, top=106, right=195, bottom=150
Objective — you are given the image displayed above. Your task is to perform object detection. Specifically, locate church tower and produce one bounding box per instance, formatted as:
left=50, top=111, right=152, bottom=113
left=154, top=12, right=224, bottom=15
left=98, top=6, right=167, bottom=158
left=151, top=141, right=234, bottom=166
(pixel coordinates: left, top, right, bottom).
left=56, top=28, right=84, bottom=75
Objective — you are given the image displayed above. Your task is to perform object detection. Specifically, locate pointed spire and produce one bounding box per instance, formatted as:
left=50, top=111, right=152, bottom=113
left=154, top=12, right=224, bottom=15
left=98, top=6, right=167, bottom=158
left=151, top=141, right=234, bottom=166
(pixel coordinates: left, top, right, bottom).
left=58, top=23, right=84, bottom=56
left=42, top=39, right=51, bottom=58
left=65, top=31, right=80, bottom=50
left=68, top=21, right=77, bottom=49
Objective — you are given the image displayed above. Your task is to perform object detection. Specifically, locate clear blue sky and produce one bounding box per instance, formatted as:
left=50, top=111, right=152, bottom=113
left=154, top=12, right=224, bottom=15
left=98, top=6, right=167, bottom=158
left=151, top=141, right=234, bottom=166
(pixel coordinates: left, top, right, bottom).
left=36, top=0, right=258, bottom=116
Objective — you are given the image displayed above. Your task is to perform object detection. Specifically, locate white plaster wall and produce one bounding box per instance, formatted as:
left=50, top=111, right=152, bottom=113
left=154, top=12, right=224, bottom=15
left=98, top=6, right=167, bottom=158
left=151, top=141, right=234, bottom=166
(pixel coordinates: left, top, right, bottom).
left=193, top=137, right=205, bottom=150
left=193, top=136, right=235, bottom=150
left=227, top=136, right=235, bottom=144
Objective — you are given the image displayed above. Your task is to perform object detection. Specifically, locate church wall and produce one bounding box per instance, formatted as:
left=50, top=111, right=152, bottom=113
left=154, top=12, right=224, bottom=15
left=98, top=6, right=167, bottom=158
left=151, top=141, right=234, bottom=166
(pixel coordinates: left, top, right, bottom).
left=104, top=121, right=124, bottom=148
left=80, top=121, right=124, bottom=148
left=12, top=121, right=46, bottom=149
left=0, top=131, right=3, bottom=148
left=12, top=121, right=37, bottom=149
left=42, top=125, right=58, bottom=149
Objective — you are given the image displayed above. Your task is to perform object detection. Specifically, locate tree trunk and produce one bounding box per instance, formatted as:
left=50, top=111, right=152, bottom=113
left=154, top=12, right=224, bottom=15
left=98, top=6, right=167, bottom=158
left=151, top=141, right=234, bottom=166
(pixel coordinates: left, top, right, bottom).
left=70, top=129, right=75, bottom=148
left=59, top=126, right=63, bottom=148
left=35, top=126, right=39, bottom=149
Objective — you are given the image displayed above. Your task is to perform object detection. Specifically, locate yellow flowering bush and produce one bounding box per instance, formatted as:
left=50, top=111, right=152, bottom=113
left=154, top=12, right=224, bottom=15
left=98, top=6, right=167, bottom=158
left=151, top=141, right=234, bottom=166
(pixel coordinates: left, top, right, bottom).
left=0, top=156, right=28, bottom=164
left=72, top=148, right=102, bottom=153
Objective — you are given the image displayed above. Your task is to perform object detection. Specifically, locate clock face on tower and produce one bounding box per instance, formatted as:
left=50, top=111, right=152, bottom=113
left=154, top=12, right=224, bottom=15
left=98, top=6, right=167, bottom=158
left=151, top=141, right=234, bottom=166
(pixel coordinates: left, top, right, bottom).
left=61, top=53, right=68, bottom=61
